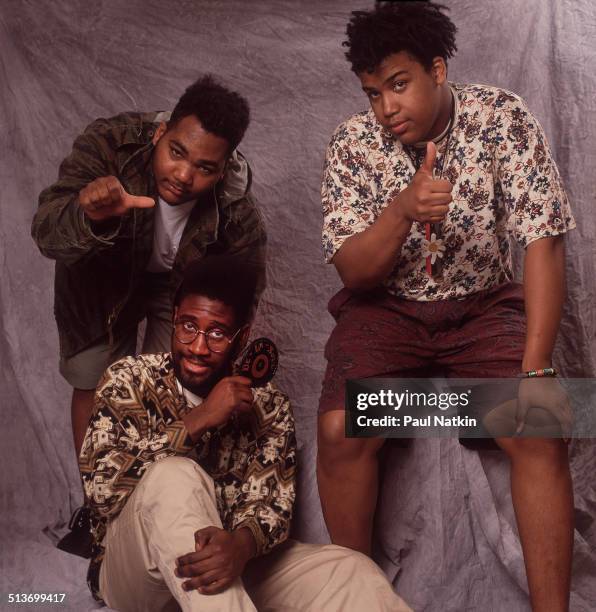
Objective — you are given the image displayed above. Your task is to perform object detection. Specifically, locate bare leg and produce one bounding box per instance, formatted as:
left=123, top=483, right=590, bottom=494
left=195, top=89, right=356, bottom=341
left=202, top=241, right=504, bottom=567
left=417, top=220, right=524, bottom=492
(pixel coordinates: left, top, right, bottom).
left=317, top=410, right=385, bottom=555
left=71, top=388, right=95, bottom=457
left=497, top=437, right=573, bottom=612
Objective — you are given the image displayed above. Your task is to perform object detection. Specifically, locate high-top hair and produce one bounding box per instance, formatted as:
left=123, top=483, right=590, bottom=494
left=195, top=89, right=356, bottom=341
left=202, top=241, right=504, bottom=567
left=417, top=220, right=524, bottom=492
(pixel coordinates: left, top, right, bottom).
left=170, top=75, right=250, bottom=151
left=174, top=255, right=259, bottom=326
left=344, top=1, right=457, bottom=74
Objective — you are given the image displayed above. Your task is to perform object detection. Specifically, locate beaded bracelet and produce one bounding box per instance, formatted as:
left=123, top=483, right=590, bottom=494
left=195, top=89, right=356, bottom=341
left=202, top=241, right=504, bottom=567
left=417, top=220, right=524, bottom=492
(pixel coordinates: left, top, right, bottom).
left=518, top=367, right=558, bottom=378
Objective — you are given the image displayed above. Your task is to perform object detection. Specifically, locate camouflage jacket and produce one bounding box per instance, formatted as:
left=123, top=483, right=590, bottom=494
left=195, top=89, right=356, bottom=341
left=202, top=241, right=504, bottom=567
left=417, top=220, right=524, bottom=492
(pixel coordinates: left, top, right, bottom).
left=79, top=352, right=296, bottom=600
left=32, top=112, right=266, bottom=357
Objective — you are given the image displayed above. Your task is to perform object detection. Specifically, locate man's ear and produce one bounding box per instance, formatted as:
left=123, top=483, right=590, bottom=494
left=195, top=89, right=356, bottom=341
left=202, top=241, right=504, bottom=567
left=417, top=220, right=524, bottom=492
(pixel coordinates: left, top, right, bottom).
left=431, top=57, right=447, bottom=86
left=172, top=306, right=178, bottom=324
left=152, top=121, right=167, bottom=145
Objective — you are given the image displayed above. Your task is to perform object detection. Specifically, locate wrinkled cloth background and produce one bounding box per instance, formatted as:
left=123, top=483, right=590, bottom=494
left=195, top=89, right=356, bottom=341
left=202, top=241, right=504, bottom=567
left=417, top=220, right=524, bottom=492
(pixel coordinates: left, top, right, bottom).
left=1, top=1, right=595, bottom=611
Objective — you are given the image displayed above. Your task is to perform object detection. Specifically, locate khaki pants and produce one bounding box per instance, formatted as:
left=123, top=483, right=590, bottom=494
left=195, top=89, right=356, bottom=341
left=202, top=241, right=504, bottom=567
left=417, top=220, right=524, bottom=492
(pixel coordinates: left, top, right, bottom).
left=99, top=457, right=411, bottom=612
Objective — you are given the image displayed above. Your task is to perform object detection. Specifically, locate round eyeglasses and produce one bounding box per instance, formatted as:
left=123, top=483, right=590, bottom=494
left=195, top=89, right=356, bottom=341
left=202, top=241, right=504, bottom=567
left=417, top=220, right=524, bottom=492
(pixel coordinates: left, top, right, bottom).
left=173, top=320, right=242, bottom=353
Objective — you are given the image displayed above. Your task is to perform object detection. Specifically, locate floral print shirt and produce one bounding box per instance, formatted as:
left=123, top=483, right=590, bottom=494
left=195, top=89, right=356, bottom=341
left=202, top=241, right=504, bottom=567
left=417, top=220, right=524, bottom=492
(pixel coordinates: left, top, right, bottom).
left=79, top=353, right=296, bottom=600
left=321, top=83, right=575, bottom=300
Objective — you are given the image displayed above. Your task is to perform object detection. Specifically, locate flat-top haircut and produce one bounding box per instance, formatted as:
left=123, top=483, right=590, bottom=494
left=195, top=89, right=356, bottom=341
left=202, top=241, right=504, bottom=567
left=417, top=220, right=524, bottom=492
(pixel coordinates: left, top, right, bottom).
left=344, top=1, right=457, bottom=74
left=170, top=75, right=250, bottom=151
left=174, top=255, right=259, bottom=327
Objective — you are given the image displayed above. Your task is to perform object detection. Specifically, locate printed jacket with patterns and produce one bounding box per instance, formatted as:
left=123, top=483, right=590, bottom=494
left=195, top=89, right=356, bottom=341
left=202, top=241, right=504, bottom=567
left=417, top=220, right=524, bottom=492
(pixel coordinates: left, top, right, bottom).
left=79, top=352, right=296, bottom=600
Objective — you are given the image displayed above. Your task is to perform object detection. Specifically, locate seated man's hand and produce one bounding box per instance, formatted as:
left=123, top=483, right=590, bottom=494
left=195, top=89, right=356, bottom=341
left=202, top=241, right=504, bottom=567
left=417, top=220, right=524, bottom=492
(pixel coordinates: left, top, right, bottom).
left=516, top=377, right=573, bottom=440
left=175, top=526, right=256, bottom=595
left=182, top=377, right=253, bottom=441
left=79, top=176, right=155, bottom=222
left=201, top=376, right=254, bottom=429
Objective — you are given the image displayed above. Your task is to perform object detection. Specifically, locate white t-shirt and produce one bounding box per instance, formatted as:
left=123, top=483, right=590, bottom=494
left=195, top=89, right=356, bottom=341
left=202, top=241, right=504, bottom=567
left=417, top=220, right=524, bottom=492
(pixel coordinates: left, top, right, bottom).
left=146, top=197, right=195, bottom=273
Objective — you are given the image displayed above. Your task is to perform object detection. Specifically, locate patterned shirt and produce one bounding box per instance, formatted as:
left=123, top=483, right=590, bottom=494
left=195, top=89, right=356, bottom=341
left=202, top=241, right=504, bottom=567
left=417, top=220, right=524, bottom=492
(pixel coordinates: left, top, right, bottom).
left=322, top=83, right=575, bottom=300
left=79, top=353, right=296, bottom=599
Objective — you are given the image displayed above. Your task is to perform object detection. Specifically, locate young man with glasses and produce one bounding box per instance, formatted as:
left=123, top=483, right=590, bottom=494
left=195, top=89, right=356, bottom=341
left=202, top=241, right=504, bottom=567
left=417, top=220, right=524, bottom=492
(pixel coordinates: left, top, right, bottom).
left=318, top=3, right=575, bottom=611
left=32, top=75, right=266, bottom=457
left=78, top=255, right=409, bottom=612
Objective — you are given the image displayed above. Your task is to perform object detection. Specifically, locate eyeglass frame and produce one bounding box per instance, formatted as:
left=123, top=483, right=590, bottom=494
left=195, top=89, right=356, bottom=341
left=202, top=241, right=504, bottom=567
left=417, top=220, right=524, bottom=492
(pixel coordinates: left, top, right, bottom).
left=173, top=320, right=244, bottom=354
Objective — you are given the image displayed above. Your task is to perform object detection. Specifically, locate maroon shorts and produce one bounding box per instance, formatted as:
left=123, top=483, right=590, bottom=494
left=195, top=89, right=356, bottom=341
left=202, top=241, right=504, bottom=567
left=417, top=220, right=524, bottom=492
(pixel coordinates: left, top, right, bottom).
left=319, top=283, right=525, bottom=413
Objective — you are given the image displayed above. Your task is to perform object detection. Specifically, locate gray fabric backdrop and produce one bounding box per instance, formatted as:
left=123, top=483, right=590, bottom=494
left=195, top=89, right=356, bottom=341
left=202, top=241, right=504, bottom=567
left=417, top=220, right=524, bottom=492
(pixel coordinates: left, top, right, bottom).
left=1, top=1, right=594, bottom=610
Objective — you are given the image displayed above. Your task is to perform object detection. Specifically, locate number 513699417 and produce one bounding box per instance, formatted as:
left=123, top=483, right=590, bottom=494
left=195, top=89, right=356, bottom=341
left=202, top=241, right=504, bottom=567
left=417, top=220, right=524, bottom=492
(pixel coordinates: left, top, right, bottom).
left=7, top=593, right=66, bottom=604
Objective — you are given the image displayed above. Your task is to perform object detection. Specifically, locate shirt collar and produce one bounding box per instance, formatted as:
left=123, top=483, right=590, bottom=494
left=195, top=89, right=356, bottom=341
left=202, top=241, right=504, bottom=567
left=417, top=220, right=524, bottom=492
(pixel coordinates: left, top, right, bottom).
left=175, top=377, right=204, bottom=407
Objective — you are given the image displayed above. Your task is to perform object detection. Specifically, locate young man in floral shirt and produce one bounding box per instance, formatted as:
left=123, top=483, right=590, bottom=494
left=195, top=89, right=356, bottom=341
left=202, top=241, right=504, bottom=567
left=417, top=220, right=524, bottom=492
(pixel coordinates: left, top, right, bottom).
left=318, top=3, right=575, bottom=611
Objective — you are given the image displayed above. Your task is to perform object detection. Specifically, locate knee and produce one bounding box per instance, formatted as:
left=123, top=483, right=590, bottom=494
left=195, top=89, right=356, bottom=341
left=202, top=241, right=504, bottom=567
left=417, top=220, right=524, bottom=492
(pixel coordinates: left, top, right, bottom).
left=336, top=546, right=375, bottom=570
left=327, top=545, right=391, bottom=588
left=318, top=411, right=384, bottom=463
left=497, top=437, right=568, bottom=467
left=116, top=456, right=222, bottom=538
left=137, top=456, right=211, bottom=498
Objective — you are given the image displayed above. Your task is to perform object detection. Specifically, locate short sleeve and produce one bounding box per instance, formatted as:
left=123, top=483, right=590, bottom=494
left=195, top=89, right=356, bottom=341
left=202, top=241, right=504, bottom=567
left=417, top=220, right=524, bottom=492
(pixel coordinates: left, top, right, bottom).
left=321, top=121, right=375, bottom=262
left=495, top=94, right=575, bottom=247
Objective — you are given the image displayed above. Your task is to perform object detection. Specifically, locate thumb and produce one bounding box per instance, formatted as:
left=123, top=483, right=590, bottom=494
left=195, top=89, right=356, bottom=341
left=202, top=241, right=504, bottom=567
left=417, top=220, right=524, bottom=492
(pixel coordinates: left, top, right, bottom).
left=194, top=526, right=219, bottom=551
left=123, top=192, right=156, bottom=209
left=420, top=141, right=437, bottom=176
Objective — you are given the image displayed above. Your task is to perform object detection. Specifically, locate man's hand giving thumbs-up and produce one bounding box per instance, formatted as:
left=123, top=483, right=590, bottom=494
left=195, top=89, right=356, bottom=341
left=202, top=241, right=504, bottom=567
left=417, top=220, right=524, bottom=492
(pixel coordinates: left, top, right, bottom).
left=396, top=141, right=453, bottom=223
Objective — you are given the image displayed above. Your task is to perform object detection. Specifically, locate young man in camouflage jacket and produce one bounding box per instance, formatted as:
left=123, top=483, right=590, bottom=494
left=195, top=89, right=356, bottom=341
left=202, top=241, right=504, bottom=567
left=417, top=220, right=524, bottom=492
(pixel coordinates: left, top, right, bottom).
left=32, top=75, right=266, bottom=455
